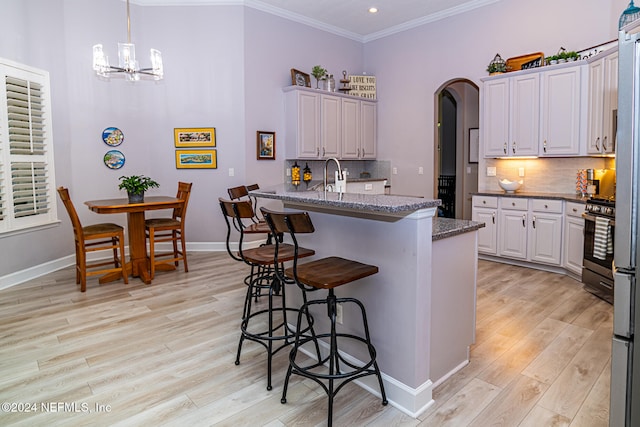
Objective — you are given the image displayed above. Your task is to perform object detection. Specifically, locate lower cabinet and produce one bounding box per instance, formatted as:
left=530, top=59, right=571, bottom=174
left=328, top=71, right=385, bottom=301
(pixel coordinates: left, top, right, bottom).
left=473, top=196, right=573, bottom=270
left=563, top=201, right=585, bottom=276
left=472, top=196, right=498, bottom=255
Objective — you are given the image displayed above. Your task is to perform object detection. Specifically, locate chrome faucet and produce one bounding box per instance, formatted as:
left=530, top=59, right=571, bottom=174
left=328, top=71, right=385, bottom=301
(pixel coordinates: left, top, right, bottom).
left=324, top=157, right=345, bottom=193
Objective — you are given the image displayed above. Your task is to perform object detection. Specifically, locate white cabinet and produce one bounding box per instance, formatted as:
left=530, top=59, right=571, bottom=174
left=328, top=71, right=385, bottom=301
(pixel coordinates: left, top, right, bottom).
left=360, top=101, right=377, bottom=158
left=498, top=198, right=528, bottom=260
left=285, top=89, right=320, bottom=158
left=483, top=74, right=538, bottom=157
left=494, top=198, right=563, bottom=266
left=341, top=98, right=377, bottom=159
left=587, top=49, right=618, bottom=155
left=472, top=196, right=498, bottom=255
left=563, top=201, right=585, bottom=276
left=320, top=95, right=341, bottom=158
left=528, top=199, right=563, bottom=265
left=284, top=87, right=376, bottom=160
left=540, top=66, right=583, bottom=156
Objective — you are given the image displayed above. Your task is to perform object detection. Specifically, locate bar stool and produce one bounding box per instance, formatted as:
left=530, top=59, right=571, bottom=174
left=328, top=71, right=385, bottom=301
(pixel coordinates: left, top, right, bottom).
left=219, top=197, right=317, bottom=390
left=227, top=184, right=273, bottom=242
left=261, top=208, right=388, bottom=426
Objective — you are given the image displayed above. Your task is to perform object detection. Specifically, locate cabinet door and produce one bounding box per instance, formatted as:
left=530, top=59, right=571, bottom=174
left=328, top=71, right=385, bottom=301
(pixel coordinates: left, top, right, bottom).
left=529, top=213, right=563, bottom=265
left=483, top=78, right=510, bottom=157
left=361, top=101, right=377, bottom=158
left=541, top=66, right=582, bottom=156
left=472, top=208, right=497, bottom=255
left=321, top=95, right=341, bottom=158
left=510, top=74, right=539, bottom=156
left=563, top=216, right=585, bottom=275
left=587, top=59, right=605, bottom=154
left=296, top=91, right=321, bottom=158
left=603, top=51, right=618, bottom=154
left=341, top=98, right=360, bottom=159
left=499, top=210, right=528, bottom=260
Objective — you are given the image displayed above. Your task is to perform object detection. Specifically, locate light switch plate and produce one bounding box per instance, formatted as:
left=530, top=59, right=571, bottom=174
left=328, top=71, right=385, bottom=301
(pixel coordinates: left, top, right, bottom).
left=519, top=167, right=525, bottom=177
left=228, top=168, right=235, bottom=177
left=487, top=167, right=496, bottom=176
left=418, top=166, right=424, bottom=175
left=393, top=167, right=398, bottom=175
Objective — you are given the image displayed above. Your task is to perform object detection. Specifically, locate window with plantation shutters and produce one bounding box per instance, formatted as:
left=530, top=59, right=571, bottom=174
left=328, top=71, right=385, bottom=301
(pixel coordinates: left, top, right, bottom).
left=0, top=58, right=57, bottom=234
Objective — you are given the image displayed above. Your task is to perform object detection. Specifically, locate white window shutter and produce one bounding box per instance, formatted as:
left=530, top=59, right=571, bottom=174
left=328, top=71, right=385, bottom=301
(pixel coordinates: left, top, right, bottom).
left=0, top=59, right=57, bottom=233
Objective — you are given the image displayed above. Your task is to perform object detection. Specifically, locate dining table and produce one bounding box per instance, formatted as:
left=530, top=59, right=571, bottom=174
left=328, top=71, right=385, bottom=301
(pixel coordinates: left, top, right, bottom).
left=84, top=196, right=184, bottom=284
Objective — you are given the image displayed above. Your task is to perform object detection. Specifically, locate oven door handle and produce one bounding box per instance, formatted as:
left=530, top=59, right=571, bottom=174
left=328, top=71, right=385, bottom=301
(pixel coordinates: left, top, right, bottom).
left=582, top=212, right=616, bottom=226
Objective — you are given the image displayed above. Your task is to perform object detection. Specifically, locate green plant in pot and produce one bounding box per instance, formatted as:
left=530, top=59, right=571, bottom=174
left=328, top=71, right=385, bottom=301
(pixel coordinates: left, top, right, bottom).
left=311, top=65, right=327, bottom=89
left=118, top=175, right=160, bottom=203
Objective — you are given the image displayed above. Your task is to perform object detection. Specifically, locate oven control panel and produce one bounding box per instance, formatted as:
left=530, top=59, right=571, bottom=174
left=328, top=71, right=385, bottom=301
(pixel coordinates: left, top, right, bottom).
left=585, top=197, right=616, bottom=218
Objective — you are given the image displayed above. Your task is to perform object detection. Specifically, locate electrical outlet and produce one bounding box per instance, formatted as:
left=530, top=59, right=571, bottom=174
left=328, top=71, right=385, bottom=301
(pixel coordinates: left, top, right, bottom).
left=392, top=167, right=398, bottom=175
left=365, top=183, right=373, bottom=191
left=418, top=166, right=424, bottom=175
left=487, top=167, right=496, bottom=177
left=286, top=168, right=291, bottom=177
left=336, top=303, right=343, bottom=324
left=519, top=167, right=525, bottom=177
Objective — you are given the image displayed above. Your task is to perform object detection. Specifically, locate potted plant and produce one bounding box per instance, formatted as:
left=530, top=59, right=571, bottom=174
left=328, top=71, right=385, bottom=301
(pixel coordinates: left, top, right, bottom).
left=311, top=65, right=327, bottom=89
left=486, top=61, right=507, bottom=75
left=118, top=175, right=160, bottom=203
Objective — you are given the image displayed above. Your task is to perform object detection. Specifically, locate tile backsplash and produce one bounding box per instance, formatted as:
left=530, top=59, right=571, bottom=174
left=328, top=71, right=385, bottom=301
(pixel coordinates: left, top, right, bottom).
left=284, top=159, right=391, bottom=184
left=480, top=157, right=615, bottom=194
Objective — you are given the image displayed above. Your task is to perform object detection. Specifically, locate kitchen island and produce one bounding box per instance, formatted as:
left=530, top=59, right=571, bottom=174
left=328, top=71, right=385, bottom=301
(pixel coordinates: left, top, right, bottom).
left=251, top=184, right=483, bottom=417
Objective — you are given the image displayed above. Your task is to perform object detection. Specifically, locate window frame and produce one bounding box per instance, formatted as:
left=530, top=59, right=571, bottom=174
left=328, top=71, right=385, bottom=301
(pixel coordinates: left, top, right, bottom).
left=0, top=58, right=57, bottom=236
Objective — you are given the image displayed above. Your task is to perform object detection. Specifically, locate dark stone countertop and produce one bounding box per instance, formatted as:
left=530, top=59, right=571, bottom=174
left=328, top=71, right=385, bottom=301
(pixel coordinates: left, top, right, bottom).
left=432, top=217, right=485, bottom=241
left=473, top=191, right=588, bottom=203
left=251, top=183, right=440, bottom=214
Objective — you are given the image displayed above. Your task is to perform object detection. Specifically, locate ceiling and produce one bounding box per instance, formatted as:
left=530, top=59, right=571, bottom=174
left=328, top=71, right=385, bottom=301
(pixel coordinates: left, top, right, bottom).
left=134, top=0, right=501, bottom=42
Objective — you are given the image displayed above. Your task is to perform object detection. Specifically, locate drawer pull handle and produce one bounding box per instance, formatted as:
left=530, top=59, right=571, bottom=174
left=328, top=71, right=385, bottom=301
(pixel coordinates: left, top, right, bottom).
left=522, top=214, right=526, bottom=227
left=492, top=212, right=495, bottom=224
left=533, top=215, right=536, bottom=229
left=544, top=204, right=548, bottom=209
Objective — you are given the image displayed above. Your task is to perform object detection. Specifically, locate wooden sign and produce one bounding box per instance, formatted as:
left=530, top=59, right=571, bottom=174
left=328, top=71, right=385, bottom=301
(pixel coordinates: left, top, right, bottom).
left=348, top=75, right=376, bottom=99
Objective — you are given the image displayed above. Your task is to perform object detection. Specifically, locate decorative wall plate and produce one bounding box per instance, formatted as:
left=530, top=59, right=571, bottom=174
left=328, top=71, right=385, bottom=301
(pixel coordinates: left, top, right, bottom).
left=102, top=127, right=124, bottom=146
left=104, top=150, right=125, bottom=169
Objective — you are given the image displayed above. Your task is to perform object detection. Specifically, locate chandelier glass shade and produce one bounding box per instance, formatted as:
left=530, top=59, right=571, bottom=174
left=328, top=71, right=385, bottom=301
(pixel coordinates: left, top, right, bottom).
left=92, top=0, right=163, bottom=81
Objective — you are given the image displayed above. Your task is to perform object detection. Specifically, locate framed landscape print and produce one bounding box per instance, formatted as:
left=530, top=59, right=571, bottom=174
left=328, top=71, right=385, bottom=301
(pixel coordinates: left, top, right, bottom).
left=174, top=127, right=216, bottom=147
left=256, top=131, right=275, bottom=160
left=175, top=149, right=217, bottom=169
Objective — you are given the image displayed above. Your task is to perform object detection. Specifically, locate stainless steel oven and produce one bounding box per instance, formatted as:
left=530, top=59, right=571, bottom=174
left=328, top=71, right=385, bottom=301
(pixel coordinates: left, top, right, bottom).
left=582, top=197, right=615, bottom=304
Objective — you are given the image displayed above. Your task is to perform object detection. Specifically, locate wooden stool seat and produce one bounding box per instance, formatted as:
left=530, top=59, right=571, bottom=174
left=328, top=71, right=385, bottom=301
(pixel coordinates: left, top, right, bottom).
left=243, top=244, right=315, bottom=265
left=285, top=256, right=378, bottom=289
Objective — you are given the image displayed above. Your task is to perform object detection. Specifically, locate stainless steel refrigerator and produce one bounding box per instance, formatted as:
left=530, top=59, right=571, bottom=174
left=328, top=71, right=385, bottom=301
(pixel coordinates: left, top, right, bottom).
left=612, top=21, right=640, bottom=427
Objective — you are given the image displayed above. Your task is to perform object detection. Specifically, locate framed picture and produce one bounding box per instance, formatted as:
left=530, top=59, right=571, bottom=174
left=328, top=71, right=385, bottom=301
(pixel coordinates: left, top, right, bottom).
left=174, top=127, right=216, bottom=147
left=469, top=128, right=479, bottom=164
left=175, top=149, right=217, bottom=169
left=256, top=131, right=276, bottom=160
left=290, top=68, right=311, bottom=87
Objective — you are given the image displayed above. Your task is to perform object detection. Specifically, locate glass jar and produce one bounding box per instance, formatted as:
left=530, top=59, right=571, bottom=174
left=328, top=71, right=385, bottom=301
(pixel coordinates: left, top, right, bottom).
left=291, top=161, right=300, bottom=185
left=303, top=163, right=312, bottom=183
left=326, top=74, right=335, bottom=92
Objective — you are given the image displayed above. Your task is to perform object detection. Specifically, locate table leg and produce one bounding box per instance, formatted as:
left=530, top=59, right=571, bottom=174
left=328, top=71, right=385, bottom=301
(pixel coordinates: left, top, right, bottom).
left=127, top=211, right=152, bottom=284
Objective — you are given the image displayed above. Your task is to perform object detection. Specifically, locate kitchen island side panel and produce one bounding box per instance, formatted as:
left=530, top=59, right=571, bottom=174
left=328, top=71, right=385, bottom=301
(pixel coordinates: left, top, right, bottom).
left=284, top=204, right=437, bottom=415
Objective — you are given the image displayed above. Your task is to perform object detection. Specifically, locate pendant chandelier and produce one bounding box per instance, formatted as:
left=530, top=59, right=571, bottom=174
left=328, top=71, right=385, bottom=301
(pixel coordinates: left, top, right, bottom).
left=92, top=0, right=163, bottom=81
left=619, top=0, right=640, bottom=29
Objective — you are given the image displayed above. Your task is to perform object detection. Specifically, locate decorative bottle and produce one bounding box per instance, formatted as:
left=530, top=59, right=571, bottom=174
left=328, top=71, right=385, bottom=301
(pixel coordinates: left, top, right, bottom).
left=291, top=161, right=300, bottom=185
left=303, top=163, right=312, bottom=184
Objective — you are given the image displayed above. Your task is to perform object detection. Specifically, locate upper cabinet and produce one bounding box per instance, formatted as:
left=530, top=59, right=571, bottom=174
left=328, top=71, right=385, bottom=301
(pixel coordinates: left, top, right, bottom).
left=483, top=74, right=539, bottom=157
left=540, top=65, right=583, bottom=156
left=587, top=48, right=618, bottom=155
left=284, top=87, right=377, bottom=160
left=482, top=60, right=589, bottom=158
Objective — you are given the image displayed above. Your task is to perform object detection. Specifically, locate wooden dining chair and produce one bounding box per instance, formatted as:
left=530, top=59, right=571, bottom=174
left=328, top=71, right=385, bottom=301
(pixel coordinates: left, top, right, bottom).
left=57, top=187, right=128, bottom=292
left=144, top=181, right=192, bottom=279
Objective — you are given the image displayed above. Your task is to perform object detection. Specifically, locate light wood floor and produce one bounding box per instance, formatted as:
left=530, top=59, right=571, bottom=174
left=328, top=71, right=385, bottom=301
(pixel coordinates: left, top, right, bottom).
left=0, top=253, right=612, bottom=426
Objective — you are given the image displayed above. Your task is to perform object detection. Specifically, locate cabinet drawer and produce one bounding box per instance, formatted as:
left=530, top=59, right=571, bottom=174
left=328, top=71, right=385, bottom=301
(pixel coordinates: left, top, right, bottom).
left=530, top=199, right=563, bottom=213
left=565, top=201, right=585, bottom=218
left=500, top=197, right=528, bottom=210
left=473, top=196, right=498, bottom=208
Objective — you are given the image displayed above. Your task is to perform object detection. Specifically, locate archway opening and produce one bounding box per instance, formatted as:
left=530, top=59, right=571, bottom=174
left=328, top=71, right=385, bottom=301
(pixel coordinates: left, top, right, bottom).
left=434, top=79, right=480, bottom=219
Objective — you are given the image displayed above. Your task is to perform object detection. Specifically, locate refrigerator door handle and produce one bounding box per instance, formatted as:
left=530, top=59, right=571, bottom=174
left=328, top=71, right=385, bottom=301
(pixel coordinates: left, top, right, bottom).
left=614, top=269, right=634, bottom=338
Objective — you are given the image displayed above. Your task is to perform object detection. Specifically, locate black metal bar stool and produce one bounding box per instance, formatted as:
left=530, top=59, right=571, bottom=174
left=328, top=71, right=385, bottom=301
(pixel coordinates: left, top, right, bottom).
left=261, top=207, right=388, bottom=426
left=219, top=197, right=316, bottom=390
